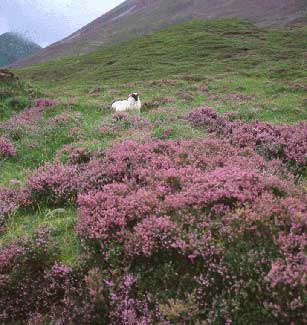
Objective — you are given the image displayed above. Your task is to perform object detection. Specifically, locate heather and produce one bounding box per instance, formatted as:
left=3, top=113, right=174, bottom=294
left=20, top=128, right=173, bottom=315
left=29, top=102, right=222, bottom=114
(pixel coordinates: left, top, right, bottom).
left=1, top=139, right=307, bottom=323
left=187, top=106, right=307, bottom=173
left=0, top=137, right=16, bottom=158
left=99, top=112, right=152, bottom=140
left=1, top=19, right=307, bottom=324
left=0, top=98, right=57, bottom=139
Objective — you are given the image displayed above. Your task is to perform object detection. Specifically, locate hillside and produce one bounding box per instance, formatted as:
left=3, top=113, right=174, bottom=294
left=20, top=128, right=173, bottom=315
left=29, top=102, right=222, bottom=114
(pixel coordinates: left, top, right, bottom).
left=0, top=32, right=41, bottom=67
left=1, top=20, right=307, bottom=323
left=13, top=0, right=307, bottom=67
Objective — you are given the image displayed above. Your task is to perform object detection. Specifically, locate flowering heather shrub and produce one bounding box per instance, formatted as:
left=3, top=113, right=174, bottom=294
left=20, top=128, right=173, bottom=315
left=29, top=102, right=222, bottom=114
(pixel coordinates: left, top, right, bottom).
left=66, top=147, right=92, bottom=165
left=26, top=162, right=80, bottom=205
left=34, top=98, right=57, bottom=108
left=0, top=227, right=58, bottom=322
left=0, top=231, right=152, bottom=324
left=107, top=274, right=155, bottom=324
left=0, top=242, right=25, bottom=273
left=55, top=144, right=94, bottom=165
left=186, top=105, right=230, bottom=132
left=0, top=189, right=19, bottom=227
left=0, top=227, right=55, bottom=273
left=143, top=96, right=177, bottom=110
left=150, top=106, right=183, bottom=127
left=0, top=188, right=29, bottom=232
left=75, top=140, right=307, bottom=322
left=0, top=98, right=57, bottom=137
left=265, top=227, right=307, bottom=321
left=114, top=112, right=151, bottom=129
left=0, top=137, right=16, bottom=158
left=100, top=112, right=151, bottom=136
left=187, top=106, right=307, bottom=172
left=3, top=139, right=307, bottom=323
left=76, top=141, right=291, bottom=243
left=49, top=270, right=155, bottom=324
left=125, top=216, right=178, bottom=257
left=76, top=158, right=108, bottom=193
left=50, top=111, right=82, bottom=127
left=26, top=139, right=289, bottom=209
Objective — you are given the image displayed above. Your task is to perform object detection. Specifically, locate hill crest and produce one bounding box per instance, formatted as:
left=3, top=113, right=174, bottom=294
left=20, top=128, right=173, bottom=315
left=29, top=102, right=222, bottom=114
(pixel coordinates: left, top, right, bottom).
left=13, top=0, right=307, bottom=67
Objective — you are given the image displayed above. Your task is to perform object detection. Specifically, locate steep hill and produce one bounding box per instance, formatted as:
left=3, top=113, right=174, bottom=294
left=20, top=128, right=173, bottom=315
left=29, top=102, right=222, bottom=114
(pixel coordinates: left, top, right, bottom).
left=17, top=20, right=307, bottom=92
left=0, top=32, right=41, bottom=67
left=1, top=19, right=307, bottom=324
left=14, top=0, right=307, bottom=67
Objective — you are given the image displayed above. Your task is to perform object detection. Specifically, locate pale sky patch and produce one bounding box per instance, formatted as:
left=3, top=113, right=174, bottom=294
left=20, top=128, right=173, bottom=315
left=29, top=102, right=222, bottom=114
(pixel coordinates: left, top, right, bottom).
left=0, top=17, right=9, bottom=34
left=0, top=0, right=123, bottom=47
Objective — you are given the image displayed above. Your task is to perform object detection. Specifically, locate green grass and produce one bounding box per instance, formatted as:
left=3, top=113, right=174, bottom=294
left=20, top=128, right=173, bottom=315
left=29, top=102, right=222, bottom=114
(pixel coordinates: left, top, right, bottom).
left=1, top=207, right=80, bottom=266
left=0, top=78, right=29, bottom=121
left=15, top=19, right=307, bottom=124
left=1, top=18, right=307, bottom=265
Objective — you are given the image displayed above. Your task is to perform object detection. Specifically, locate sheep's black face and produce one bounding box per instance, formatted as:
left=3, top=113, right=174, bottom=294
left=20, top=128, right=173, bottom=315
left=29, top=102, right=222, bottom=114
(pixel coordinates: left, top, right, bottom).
left=131, top=93, right=139, bottom=101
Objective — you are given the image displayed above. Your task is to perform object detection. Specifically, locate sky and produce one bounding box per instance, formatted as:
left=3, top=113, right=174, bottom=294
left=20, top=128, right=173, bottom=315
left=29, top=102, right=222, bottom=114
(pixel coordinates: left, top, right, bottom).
left=0, top=0, right=123, bottom=47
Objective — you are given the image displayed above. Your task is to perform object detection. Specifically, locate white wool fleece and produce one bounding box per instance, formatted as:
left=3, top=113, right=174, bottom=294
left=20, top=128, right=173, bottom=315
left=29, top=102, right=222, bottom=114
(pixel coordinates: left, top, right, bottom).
left=112, top=93, right=141, bottom=113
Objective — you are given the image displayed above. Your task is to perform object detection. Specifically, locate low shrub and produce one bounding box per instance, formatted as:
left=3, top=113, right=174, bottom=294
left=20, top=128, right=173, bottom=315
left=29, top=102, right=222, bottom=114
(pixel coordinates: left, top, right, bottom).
left=0, top=188, right=29, bottom=232
left=99, top=112, right=151, bottom=136
left=187, top=106, right=307, bottom=173
left=26, top=162, right=80, bottom=206
left=1, top=139, right=306, bottom=323
left=0, top=98, right=57, bottom=138
left=0, top=137, right=16, bottom=158
left=74, top=140, right=306, bottom=323
left=5, top=96, right=29, bottom=112
left=0, top=227, right=58, bottom=322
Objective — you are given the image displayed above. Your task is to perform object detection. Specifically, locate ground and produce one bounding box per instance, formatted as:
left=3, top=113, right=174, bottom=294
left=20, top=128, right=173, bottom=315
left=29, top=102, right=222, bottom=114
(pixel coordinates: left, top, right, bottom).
left=0, top=19, right=307, bottom=323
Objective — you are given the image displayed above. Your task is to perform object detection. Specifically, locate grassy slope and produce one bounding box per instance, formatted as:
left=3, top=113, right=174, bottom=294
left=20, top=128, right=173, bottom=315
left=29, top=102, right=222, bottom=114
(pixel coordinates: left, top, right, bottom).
left=13, top=0, right=307, bottom=67
left=18, top=19, right=307, bottom=122
left=1, top=19, right=307, bottom=265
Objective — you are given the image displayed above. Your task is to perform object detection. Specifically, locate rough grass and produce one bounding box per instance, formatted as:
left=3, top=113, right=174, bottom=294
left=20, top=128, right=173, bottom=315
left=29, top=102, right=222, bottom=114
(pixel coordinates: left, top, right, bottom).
left=1, top=18, right=307, bottom=265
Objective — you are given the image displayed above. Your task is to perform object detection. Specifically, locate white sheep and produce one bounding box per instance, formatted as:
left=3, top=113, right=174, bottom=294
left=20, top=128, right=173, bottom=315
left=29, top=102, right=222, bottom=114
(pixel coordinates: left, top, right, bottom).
left=112, top=93, right=141, bottom=113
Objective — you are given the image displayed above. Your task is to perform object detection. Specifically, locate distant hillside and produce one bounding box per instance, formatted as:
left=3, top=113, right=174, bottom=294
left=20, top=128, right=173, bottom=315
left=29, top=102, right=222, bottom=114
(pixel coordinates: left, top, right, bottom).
left=17, top=19, right=307, bottom=91
left=13, top=0, right=307, bottom=67
left=0, top=32, right=41, bottom=67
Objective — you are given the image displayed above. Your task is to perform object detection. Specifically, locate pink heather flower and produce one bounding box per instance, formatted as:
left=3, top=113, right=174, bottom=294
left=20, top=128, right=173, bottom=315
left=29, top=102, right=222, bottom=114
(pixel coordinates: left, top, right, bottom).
left=0, top=98, right=57, bottom=132
left=2, top=136, right=307, bottom=323
left=26, top=162, right=79, bottom=204
left=0, top=137, right=16, bottom=157
left=187, top=106, right=307, bottom=172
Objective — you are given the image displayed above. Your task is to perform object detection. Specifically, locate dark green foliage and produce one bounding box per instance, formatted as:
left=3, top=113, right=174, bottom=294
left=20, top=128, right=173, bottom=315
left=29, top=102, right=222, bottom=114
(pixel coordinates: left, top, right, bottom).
left=0, top=32, right=41, bottom=67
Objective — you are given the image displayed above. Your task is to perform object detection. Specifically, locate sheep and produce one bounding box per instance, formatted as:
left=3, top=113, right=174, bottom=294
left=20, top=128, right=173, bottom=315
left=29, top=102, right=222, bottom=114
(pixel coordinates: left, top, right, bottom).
left=112, top=93, right=141, bottom=113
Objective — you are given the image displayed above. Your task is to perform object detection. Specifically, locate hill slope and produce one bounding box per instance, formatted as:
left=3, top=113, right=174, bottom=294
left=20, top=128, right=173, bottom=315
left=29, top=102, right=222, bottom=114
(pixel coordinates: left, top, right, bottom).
left=14, top=0, right=307, bottom=67
left=0, top=33, right=41, bottom=67
left=1, top=19, right=307, bottom=324
left=17, top=20, right=307, bottom=95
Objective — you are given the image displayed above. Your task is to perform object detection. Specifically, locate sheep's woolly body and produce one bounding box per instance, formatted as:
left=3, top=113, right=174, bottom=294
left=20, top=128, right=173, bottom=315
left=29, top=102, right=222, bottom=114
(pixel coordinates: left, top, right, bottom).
left=112, top=93, right=141, bottom=113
